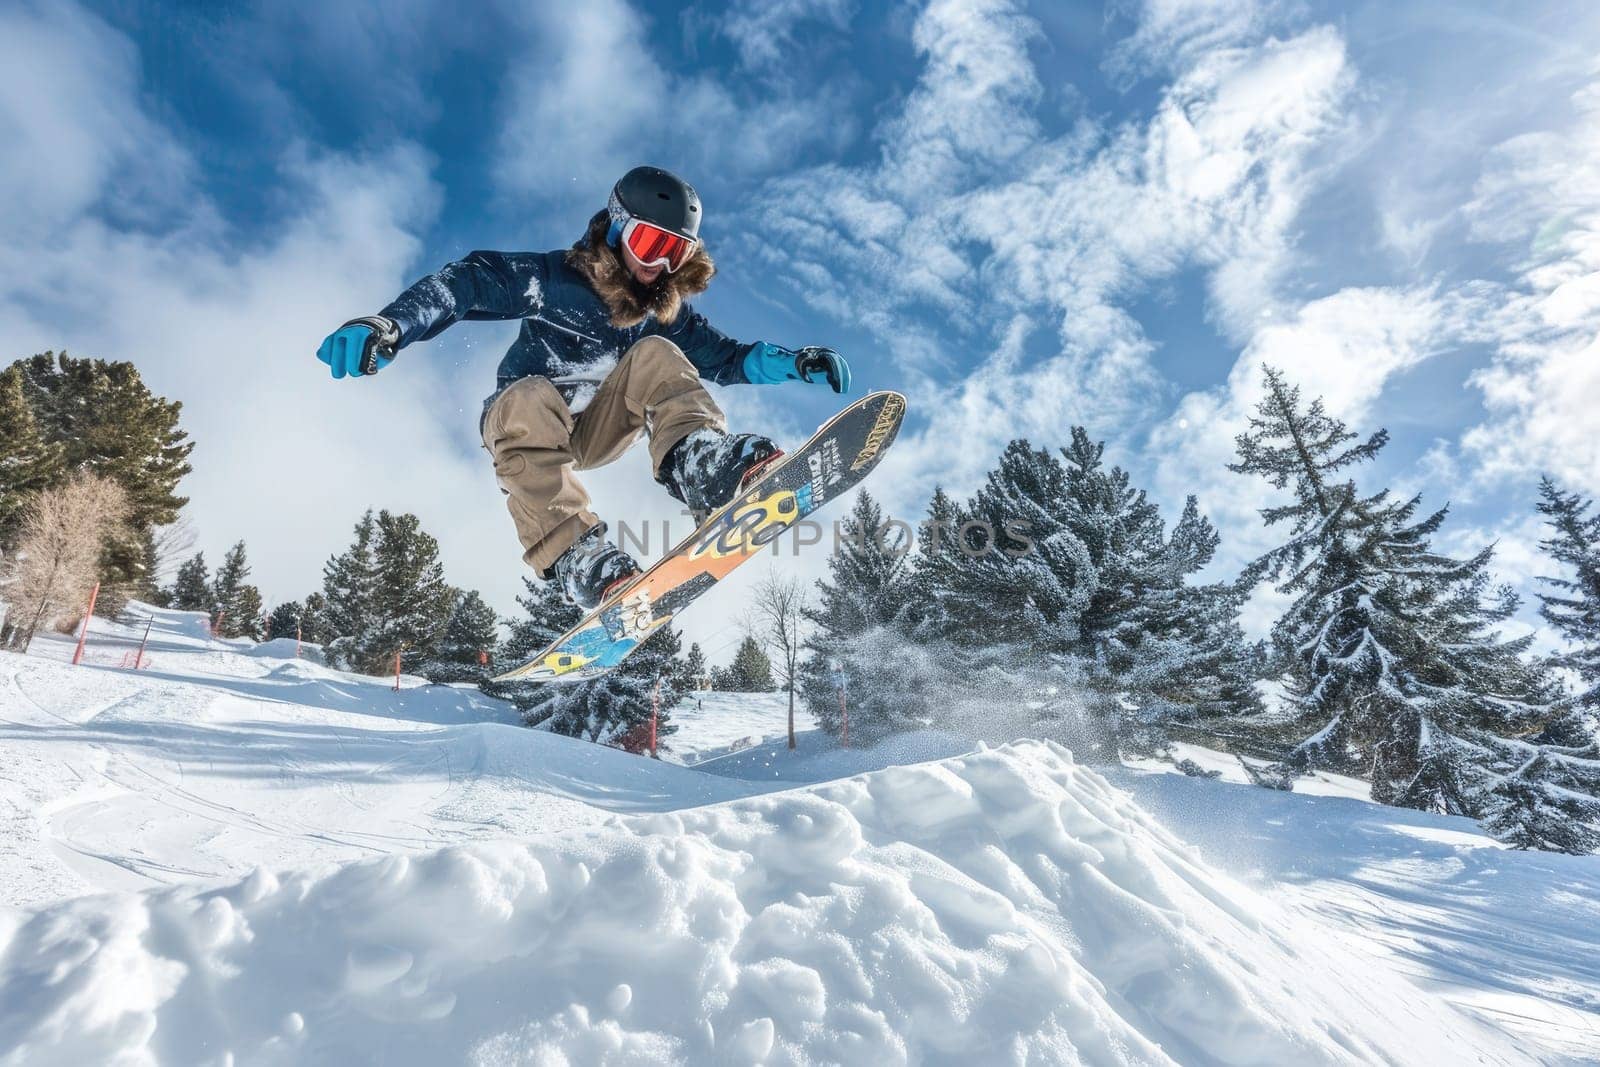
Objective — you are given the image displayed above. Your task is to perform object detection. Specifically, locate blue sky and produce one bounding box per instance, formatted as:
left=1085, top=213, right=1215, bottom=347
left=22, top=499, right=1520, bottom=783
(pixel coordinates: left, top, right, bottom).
left=2, top=0, right=1597, bottom=660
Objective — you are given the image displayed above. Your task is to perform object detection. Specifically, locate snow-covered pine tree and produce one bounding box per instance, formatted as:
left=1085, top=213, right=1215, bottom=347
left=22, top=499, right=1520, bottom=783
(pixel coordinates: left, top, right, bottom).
left=1479, top=744, right=1600, bottom=854
left=904, top=486, right=965, bottom=640
left=800, top=489, right=923, bottom=739
left=211, top=541, right=263, bottom=639
left=935, top=439, right=1075, bottom=650
left=131, top=527, right=164, bottom=606
left=1231, top=367, right=1578, bottom=835
left=0, top=364, right=64, bottom=551
left=420, top=589, right=501, bottom=685
left=1472, top=477, right=1600, bottom=853
left=807, top=485, right=975, bottom=743
left=1536, top=477, right=1600, bottom=710
left=321, top=511, right=377, bottom=670
left=1230, top=365, right=1397, bottom=770
left=919, top=432, right=1257, bottom=751
left=265, top=602, right=302, bottom=641
left=1109, top=497, right=1263, bottom=721
left=299, top=592, right=330, bottom=646
left=365, top=511, right=454, bottom=676
left=808, top=490, right=912, bottom=635
left=722, top=636, right=776, bottom=692
left=1058, top=431, right=1257, bottom=743
left=678, top=642, right=709, bottom=691
left=168, top=552, right=212, bottom=612
left=1383, top=567, right=1599, bottom=854
left=14, top=353, right=194, bottom=616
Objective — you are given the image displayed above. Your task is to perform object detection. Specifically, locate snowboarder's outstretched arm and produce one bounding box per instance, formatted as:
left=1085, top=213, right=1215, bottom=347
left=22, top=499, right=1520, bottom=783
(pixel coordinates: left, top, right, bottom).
left=654, top=304, right=756, bottom=387
left=648, top=306, right=852, bottom=393
left=633, top=303, right=857, bottom=396
left=314, top=251, right=547, bottom=380
left=381, top=251, right=548, bottom=347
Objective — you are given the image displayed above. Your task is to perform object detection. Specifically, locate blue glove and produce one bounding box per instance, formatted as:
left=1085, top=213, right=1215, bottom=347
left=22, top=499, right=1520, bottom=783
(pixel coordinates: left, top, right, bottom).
left=743, top=342, right=851, bottom=394
left=317, top=316, right=400, bottom=380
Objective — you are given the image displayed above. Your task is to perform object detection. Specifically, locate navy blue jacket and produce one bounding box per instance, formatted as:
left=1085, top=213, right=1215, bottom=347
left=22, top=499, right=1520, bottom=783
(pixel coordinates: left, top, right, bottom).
left=379, top=250, right=753, bottom=397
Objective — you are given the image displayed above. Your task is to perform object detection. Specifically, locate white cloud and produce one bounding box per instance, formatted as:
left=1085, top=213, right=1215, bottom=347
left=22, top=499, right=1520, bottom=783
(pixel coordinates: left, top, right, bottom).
left=1105, top=0, right=1281, bottom=84
left=959, top=27, right=1356, bottom=348
left=718, top=0, right=855, bottom=70
left=0, top=0, right=193, bottom=241
left=494, top=0, right=669, bottom=197
left=493, top=0, right=855, bottom=202
left=0, top=140, right=510, bottom=612
left=1456, top=78, right=1600, bottom=497
left=736, top=0, right=1353, bottom=517
left=879, top=0, right=1044, bottom=197
left=0, top=2, right=552, bottom=617
left=1355, top=4, right=1600, bottom=272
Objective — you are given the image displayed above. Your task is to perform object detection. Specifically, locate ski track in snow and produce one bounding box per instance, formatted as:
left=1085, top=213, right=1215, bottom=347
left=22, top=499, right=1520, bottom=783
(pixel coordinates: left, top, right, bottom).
left=0, top=607, right=1594, bottom=1064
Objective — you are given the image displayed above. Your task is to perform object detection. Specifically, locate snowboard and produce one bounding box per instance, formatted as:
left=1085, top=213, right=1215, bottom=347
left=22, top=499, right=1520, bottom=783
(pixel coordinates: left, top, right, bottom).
left=493, top=390, right=907, bottom=683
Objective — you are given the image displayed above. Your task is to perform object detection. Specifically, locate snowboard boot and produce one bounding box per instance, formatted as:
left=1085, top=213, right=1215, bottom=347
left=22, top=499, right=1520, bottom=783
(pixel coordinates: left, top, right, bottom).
left=657, top=428, right=784, bottom=521
left=550, top=525, right=642, bottom=611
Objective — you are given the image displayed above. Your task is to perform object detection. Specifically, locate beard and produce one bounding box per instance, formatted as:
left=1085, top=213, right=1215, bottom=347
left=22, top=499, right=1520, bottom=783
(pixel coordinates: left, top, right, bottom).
left=566, top=210, right=716, bottom=329
left=625, top=268, right=665, bottom=301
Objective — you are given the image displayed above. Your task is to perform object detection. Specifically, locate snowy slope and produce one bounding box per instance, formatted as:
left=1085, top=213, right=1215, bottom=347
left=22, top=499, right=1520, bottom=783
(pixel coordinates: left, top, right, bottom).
left=0, top=609, right=767, bottom=910
left=0, top=742, right=1518, bottom=1065
left=1111, top=763, right=1600, bottom=1062
left=0, top=607, right=1590, bottom=1064
left=657, top=690, right=804, bottom=765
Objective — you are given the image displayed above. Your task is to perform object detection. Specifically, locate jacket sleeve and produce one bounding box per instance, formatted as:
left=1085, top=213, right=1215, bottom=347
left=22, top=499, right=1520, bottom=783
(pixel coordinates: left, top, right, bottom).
left=655, top=302, right=753, bottom=386
left=379, top=251, right=548, bottom=348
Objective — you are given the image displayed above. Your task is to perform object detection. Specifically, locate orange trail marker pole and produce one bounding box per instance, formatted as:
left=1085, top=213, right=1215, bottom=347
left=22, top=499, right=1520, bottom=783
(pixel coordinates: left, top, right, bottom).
left=650, top=675, right=662, bottom=758
left=71, top=582, right=100, bottom=666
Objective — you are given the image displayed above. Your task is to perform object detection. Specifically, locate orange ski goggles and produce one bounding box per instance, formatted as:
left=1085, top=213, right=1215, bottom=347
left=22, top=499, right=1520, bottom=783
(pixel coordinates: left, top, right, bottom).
left=618, top=216, right=698, bottom=273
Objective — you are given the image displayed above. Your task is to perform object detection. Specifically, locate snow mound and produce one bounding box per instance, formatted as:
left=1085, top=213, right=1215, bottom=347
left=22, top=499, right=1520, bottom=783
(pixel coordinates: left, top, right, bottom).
left=658, top=691, right=798, bottom=765
left=245, top=637, right=326, bottom=664
left=697, top=725, right=974, bottom=783
left=146, top=607, right=214, bottom=642
left=0, top=741, right=1507, bottom=1065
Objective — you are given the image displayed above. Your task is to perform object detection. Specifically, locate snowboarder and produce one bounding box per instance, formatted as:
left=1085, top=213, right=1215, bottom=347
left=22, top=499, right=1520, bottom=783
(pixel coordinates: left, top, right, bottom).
left=316, top=165, right=851, bottom=610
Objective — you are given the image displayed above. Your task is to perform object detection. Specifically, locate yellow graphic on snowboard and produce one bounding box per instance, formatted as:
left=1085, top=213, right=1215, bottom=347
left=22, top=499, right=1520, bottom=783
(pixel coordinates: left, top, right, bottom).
left=524, top=651, right=594, bottom=680
left=687, top=489, right=799, bottom=560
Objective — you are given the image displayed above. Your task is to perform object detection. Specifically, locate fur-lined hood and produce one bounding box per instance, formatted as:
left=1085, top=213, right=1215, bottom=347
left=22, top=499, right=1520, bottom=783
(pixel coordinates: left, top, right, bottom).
left=565, top=210, right=715, bottom=329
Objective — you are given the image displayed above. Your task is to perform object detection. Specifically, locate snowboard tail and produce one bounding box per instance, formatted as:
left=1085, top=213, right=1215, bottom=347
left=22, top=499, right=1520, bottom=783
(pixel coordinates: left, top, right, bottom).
left=494, top=390, right=907, bottom=683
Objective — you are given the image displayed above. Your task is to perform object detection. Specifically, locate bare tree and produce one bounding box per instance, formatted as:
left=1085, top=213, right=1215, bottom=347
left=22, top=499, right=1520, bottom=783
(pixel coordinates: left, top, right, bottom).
left=747, top=571, right=810, bottom=750
left=2, top=473, right=128, bottom=651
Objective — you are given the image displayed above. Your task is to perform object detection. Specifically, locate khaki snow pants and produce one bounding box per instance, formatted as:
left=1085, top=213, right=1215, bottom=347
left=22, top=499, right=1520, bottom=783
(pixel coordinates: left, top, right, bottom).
left=480, top=336, right=726, bottom=576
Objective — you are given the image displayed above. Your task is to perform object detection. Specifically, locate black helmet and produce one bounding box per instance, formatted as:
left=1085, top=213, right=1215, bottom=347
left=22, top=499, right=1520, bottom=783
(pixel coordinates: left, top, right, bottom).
left=609, top=165, right=701, bottom=239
